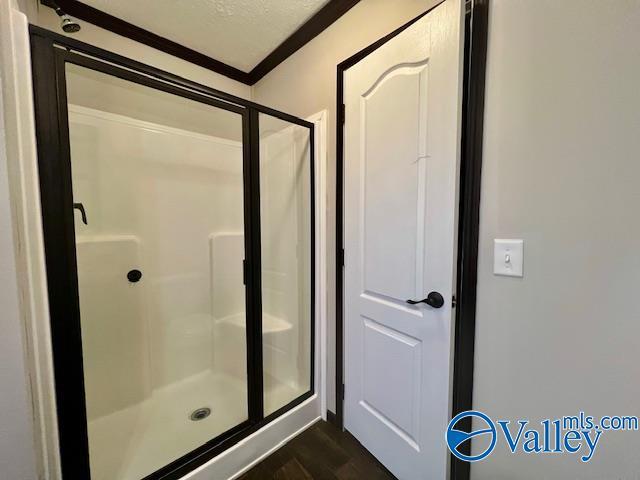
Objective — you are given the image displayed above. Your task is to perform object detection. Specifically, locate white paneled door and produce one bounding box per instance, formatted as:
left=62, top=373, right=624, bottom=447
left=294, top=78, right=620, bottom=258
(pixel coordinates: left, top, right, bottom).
left=343, top=1, right=464, bottom=478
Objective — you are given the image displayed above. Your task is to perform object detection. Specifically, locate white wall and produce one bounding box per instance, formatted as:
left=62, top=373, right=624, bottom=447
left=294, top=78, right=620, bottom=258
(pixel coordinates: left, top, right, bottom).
left=252, top=0, right=442, bottom=413
left=0, top=0, right=40, bottom=478
left=0, top=96, right=38, bottom=480
left=471, top=1, right=640, bottom=478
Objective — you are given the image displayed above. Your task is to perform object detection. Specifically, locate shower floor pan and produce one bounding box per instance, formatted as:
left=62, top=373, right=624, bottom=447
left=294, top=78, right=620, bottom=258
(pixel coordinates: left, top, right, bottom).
left=87, top=370, right=304, bottom=480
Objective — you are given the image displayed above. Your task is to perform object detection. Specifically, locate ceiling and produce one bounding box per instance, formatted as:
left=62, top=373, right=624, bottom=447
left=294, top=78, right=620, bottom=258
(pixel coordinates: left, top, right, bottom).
left=79, top=0, right=330, bottom=72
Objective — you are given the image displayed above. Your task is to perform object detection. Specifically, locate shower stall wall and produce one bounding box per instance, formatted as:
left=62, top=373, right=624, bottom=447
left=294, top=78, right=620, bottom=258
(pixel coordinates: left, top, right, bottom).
left=31, top=27, right=314, bottom=480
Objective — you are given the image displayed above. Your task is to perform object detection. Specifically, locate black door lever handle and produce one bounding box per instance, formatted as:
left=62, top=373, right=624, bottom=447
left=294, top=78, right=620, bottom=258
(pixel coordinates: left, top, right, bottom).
left=406, top=291, right=445, bottom=308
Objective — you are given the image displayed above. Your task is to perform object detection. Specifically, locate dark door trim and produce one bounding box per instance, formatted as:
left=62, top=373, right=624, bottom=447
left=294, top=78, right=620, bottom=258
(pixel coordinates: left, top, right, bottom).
left=41, top=0, right=360, bottom=85
left=30, top=27, right=315, bottom=480
left=334, top=2, right=489, bottom=479
left=450, top=1, right=489, bottom=478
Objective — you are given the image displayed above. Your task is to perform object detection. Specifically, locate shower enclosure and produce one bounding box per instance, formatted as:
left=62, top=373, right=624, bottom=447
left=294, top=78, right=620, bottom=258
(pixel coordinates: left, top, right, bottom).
left=30, top=27, right=314, bottom=480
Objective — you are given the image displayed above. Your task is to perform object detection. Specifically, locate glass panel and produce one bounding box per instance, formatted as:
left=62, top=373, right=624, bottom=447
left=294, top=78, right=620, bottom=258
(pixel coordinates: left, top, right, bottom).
left=66, top=63, right=248, bottom=479
left=258, top=114, right=312, bottom=416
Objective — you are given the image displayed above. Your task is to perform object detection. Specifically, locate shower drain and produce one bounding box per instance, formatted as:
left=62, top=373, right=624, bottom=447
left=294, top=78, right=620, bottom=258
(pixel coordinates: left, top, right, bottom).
left=189, top=407, right=211, bottom=421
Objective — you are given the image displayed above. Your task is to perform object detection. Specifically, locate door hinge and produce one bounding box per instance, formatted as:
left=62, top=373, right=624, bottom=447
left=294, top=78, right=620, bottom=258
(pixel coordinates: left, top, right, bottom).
left=242, top=259, right=247, bottom=285
left=340, top=103, right=345, bottom=125
left=338, top=248, right=345, bottom=267
left=342, top=384, right=345, bottom=400
left=452, top=295, right=457, bottom=308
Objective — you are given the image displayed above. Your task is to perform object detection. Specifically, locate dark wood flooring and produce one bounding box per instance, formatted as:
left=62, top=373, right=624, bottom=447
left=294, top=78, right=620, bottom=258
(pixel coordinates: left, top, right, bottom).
left=237, top=420, right=396, bottom=480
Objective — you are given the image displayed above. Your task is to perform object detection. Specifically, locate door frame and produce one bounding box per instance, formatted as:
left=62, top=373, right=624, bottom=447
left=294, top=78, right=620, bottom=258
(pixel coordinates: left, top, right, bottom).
left=334, top=1, right=489, bottom=479
left=30, top=25, right=316, bottom=480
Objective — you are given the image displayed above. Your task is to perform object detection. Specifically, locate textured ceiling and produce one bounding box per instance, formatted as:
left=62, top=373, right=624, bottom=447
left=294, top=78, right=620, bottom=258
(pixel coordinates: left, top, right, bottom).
left=80, top=0, right=330, bottom=72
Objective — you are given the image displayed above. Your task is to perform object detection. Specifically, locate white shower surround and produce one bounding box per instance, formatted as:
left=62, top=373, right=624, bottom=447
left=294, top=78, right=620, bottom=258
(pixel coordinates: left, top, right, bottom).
left=68, top=104, right=317, bottom=478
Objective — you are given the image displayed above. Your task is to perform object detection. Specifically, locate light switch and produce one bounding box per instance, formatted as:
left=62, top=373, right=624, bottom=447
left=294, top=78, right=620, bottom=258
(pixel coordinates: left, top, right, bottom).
left=493, top=239, right=523, bottom=277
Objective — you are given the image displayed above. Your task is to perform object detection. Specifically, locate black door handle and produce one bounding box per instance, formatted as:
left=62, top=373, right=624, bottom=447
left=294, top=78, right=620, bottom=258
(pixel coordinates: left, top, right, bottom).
left=406, top=291, right=445, bottom=308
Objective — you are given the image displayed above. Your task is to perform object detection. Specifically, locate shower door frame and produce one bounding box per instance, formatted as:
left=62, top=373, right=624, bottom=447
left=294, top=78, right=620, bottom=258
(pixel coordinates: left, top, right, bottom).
left=30, top=25, right=315, bottom=480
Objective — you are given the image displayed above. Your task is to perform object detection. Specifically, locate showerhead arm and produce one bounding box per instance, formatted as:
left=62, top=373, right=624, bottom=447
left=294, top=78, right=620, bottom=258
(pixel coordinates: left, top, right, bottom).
left=48, top=1, right=81, bottom=33
left=49, top=0, right=66, bottom=18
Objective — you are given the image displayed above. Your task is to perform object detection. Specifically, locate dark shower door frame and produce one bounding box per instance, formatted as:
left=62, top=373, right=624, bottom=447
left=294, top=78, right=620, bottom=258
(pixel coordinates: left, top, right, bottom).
left=30, top=25, right=315, bottom=480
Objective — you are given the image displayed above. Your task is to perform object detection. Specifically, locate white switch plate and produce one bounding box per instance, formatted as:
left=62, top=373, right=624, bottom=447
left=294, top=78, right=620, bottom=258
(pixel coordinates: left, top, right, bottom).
left=494, top=239, right=524, bottom=277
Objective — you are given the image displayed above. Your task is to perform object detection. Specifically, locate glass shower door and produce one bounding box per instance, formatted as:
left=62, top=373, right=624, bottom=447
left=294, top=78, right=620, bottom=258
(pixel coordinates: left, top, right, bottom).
left=32, top=32, right=316, bottom=479
left=65, top=63, right=249, bottom=480
left=259, top=113, right=313, bottom=416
